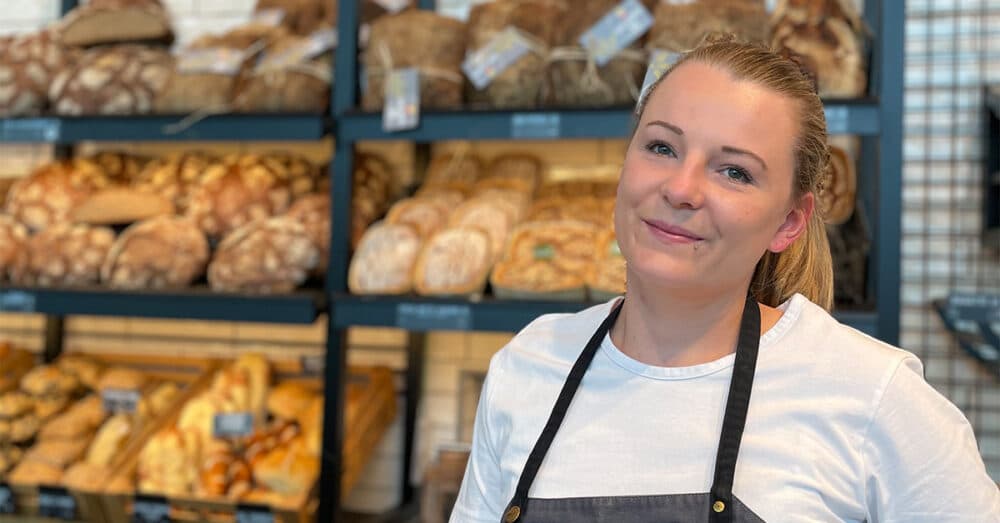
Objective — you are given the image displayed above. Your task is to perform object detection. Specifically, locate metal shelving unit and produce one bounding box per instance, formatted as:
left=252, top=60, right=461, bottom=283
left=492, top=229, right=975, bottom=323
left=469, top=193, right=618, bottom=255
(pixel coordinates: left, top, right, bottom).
left=984, top=85, right=999, bottom=244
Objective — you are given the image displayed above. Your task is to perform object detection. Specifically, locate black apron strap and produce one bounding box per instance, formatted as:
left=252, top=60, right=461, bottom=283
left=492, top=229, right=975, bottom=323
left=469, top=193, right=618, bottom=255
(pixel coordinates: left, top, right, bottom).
left=708, top=292, right=761, bottom=523
left=502, top=299, right=623, bottom=523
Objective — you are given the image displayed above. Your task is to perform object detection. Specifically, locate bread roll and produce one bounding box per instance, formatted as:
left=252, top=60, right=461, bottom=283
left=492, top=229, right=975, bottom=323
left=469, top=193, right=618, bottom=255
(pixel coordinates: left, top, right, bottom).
left=8, top=458, right=62, bottom=485
left=133, top=152, right=219, bottom=213
left=97, top=367, right=146, bottom=392
left=266, top=382, right=315, bottom=421
left=56, top=354, right=103, bottom=391
left=348, top=222, right=421, bottom=295
left=208, top=216, right=319, bottom=294
left=21, top=365, right=79, bottom=397
left=0, top=391, right=33, bottom=419
left=23, top=438, right=89, bottom=469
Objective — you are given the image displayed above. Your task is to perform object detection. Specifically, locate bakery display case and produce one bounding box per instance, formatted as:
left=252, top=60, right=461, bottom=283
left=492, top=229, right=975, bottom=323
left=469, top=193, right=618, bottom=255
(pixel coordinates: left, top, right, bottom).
left=0, top=0, right=904, bottom=520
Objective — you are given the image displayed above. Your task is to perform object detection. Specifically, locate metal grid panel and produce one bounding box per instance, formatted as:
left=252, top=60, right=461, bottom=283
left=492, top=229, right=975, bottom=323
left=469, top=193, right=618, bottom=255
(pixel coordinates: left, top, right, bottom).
left=902, top=0, right=1000, bottom=479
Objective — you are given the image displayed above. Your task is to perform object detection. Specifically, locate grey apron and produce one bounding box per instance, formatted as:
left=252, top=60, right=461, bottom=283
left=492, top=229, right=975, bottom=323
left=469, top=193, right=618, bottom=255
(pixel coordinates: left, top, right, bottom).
left=501, top=294, right=766, bottom=523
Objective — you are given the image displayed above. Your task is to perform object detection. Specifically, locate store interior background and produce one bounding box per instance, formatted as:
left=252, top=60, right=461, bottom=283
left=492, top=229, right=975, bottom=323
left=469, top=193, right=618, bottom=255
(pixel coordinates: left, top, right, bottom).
left=0, top=0, right=998, bottom=512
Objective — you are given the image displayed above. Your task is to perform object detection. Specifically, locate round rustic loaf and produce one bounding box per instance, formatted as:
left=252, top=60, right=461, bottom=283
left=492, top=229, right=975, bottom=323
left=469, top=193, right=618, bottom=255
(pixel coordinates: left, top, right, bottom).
left=11, top=223, right=116, bottom=287
left=0, top=31, right=69, bottom=117
left=133, top=152, right=219, bottom=213
left=207, top=216, right=319, bottom=294
left=5, top=159, right=114, bottom=232
left=101, top=216, right=209, bottom=289
left=49, top=44, right=173, bottom=116
left=0, top=216, right=28, bottom=282
left=284, top=194, right=329, bottom=276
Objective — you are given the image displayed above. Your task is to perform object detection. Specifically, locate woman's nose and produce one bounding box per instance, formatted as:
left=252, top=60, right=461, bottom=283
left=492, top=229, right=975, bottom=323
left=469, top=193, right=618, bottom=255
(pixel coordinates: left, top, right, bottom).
left=659, top=158, right=705, bottom=210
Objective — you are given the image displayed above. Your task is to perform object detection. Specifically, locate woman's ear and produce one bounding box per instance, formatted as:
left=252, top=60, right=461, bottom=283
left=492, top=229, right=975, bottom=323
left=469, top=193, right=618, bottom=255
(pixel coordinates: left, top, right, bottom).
left=769, top=192, right=814, bottom=253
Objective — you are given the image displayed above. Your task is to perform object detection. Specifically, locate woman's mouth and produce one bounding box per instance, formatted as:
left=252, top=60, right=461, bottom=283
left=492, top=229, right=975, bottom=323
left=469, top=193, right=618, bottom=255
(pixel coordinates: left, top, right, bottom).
left=642, top=219, right=704, bottom=245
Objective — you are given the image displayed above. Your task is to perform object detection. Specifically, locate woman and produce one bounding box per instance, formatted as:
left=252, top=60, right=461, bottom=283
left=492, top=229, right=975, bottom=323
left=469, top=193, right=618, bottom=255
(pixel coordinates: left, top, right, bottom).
left=450, top=38, right=1000, bottom=522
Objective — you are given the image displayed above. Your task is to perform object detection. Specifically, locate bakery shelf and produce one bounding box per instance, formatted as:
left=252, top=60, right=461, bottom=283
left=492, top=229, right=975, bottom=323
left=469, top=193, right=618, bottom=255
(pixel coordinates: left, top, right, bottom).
left=336, top=100, right=881, bottom=142
left=0, top=114, right=329, bottom=143
left=0, top=286, right=325, bottom=324
left=331, top=293, right=880, bottom=336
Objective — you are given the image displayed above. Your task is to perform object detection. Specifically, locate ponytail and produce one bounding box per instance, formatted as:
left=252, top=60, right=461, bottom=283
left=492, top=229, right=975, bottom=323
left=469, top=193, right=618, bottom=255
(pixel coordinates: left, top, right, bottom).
left=751, top=210, right=834, bottom=311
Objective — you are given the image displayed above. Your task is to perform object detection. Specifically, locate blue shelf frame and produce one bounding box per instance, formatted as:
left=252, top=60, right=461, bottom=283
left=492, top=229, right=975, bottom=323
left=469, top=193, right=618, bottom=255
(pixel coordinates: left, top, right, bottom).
left=0, top=115, right=329, bottom=143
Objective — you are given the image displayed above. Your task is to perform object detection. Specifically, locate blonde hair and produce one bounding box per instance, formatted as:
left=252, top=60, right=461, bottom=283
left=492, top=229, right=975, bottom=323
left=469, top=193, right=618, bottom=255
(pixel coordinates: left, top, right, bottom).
left=633, top=36, right=834, bottom=310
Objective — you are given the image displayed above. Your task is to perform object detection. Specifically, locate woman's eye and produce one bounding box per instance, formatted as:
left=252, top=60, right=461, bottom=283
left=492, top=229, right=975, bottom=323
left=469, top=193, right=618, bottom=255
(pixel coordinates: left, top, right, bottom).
left=646, top=142, right=676, bottom=157
left=722, top=166, right=753, bottom=184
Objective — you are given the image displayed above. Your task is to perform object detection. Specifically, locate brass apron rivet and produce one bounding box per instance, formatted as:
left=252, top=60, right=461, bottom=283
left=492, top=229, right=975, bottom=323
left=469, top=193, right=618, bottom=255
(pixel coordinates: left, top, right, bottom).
left=713, top=500, right=726, bottom=513
left=505, top=505, right=521, bottom=522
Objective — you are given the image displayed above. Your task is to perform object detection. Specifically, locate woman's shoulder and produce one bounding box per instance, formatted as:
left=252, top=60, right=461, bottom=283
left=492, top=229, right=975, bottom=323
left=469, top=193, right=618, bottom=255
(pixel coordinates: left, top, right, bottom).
left=488, top=298, right=620, bottom=377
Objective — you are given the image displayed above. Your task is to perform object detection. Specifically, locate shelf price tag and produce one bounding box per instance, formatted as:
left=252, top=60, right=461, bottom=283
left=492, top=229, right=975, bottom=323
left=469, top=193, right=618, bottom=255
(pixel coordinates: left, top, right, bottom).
left=462, top=27, right=533, bottom=90
left=397, top=303, right=472, bottom=331
left=1, top=118, right=60, bottom=142
left=511, top=113, right=560, bottom=139
left=38, top=486, right=76, bottom=520
left=0, top=291, right=36, bottom=313
left=824, top=105, right=849, bottom=134
left=103, top=388, right=141, bottom=414
left=300, top=354, right=325, bottom=376
left=0, top=483, right=14, bottom=514
left=236, top=503, right=274, bottom=523
left=213, top=413, right=254, bottom=438
left=131, top=494, right=170, bottom=523
left=639, top=49, right=681, bottom=106
left=383, top=68, right=420, bottom=132
left=579, top=0, right=653, bottom=67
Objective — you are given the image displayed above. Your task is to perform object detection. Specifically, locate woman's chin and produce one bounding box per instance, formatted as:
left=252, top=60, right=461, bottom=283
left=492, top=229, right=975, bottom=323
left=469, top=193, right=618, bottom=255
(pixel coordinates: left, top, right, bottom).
left=626, top=254, right=702, bottom=289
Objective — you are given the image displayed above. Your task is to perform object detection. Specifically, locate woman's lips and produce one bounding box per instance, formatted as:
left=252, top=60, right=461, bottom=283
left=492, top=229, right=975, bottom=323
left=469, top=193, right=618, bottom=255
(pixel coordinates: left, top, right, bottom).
left=643, top=219, right=704, bottom=245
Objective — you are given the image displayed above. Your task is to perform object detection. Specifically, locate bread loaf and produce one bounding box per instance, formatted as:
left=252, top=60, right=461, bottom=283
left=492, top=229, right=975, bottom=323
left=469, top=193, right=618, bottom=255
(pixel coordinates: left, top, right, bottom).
left=348, top=222, right=421, bottom=295
left=208, top=216, right=319, bottom=293
left=101, top=216, right=209, bottom=289
left=234, top=30, right=333, bottom=113
left=266, top=382, right=315, bottom=421
left=59, top=0, right=173, bottom=47
left=819, top=143, right=856, bottom=224
left=259, top=152, right=320, bottom=199
left=362, top=10, right=466, bottom=110
left=352, top=152, right=395, bottom=248
left=448, top=197, right=519, bottom=262
left=386, top=197, right=450, bottom=239
left=50, top=44, right=173, bottom=116
left=185, top=155, right=294, bottom=239
left=0, top=216, right=28, bottom=281
left=491, top=220, right=597, bottom=300
left=254, top=0, right=337, bottom=36
left=284, top=194, right=329, bottom=276
left=423, top=152, right=482, bottom=195
left=252, top=438, right=319, bottom=495
left=8, top=458, right=63, bottom=485
left=5, top=158, right=114, bottom=232
left=10, top=223, right=115, bottom=287
left=414, top=227, right=492, bottom=297
left=0, top=31, right=70, bottom=117
left=133, top=152, right=218, bottom=213
left=0, top=391, right=33, bottom=419
left=647, top=0, right=768, bottom=52
left=85, top=151, right=148, bottom=183
left=56, top=354, right=103, bottom=391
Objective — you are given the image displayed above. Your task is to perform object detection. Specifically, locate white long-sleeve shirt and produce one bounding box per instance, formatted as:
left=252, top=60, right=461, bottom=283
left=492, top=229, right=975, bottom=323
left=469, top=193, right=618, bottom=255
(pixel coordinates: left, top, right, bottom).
left=451, top=294, right=1000, bottom=522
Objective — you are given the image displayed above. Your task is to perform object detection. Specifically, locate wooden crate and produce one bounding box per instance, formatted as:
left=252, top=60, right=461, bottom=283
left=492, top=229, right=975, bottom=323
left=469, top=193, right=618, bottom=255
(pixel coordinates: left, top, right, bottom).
left=3, top=351, right=218, bottom=522
left=101, top=364, right=396, bottom=523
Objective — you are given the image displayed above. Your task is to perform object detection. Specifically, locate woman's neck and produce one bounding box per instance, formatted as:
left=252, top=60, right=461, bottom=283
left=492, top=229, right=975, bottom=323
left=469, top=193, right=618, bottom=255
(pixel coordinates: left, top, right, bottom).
left=609, top=276, right=781, bottom=368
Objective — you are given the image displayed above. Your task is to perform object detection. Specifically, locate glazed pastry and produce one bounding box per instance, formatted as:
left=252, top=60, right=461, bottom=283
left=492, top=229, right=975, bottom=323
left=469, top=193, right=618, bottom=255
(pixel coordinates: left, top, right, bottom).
left=56, top=355, right=103, bottom=391
left=97, top=367, right=146, bottom=392
left=34, top=394, right=70, bottom=420
left=10, top=413, right=40, bottom=443
left=21, top=365, right=79, bottom=397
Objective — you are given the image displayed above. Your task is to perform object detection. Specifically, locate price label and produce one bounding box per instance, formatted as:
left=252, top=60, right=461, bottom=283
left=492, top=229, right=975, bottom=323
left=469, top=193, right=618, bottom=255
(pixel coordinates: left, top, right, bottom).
left=236, top=504, right=274, bottom=523
left=0, top=483, right=14, bottom=514
left=824, top=105, right=849, bottom=134
left=511, top=113, right=560, bottom=139
left=103, top=388, right=141, bottom=414
left=213, top=413, right=254, bottom=438
left=462, top=27, right=532, bottom=90
left=396, top=303, right=472, bottom=331
left=946, top=294, right=1000, bottom=323
left=252, top=8, right=285, bottom=27
left=533, top=244, right=555, bottom=260
left=131, top=494, right=170, bottom=523
left=383, top=68, right=420, bottom=132
left=579, top=0, right=653, bottom=67
left=1, top=118, right=60, bottom=142
left=300, top=354, right=325, bottom=376
left=639, top=49, right=682, bottom=105
left=0, top=291, right=36, bottom=313
left=38, top=486, right=76, bottom=520
left=373, top=0, right=410, bottom=13
left=177, top=48, right=246, bottom=76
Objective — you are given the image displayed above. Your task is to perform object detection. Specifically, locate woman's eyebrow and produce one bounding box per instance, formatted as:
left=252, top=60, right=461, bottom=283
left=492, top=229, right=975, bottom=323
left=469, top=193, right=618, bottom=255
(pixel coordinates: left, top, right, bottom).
left=721, top=146, right=768, bottom=171
left=646, top=120, right=684, bottom=135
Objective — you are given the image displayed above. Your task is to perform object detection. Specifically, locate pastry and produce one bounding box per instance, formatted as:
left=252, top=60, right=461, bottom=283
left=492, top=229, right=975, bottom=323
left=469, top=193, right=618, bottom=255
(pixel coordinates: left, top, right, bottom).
left=0, top=391, right=33, bottom=419
left=21, top=365, right=78, bottom=397
left=252, top=438, right=319, bottom=495
left=10, top=413, right=39, bottom=443
left=266, top=382, right=315, bottom=421
left=34, top=395, right=70, bottom=421
left=207, top=216, right=320, bottom=294
left=137, top=427, right=200, bottom=496
left=413, top=227, right=492, bottom=297
left=348, top=222, right=421, bottom=295
left=24, top=438, right=89, bottom=469
left=56, top=354, right=103, bottom=391
left=97, top=367, right=146, bottom=392
left=8, top=458, right=62, bottom=485
left=86, top=413, right=133, bottom=467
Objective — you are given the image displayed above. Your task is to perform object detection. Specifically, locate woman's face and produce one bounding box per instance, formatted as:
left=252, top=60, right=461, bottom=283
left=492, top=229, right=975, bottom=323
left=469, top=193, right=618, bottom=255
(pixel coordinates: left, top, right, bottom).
left=615, top=61, right=813, bottom=297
